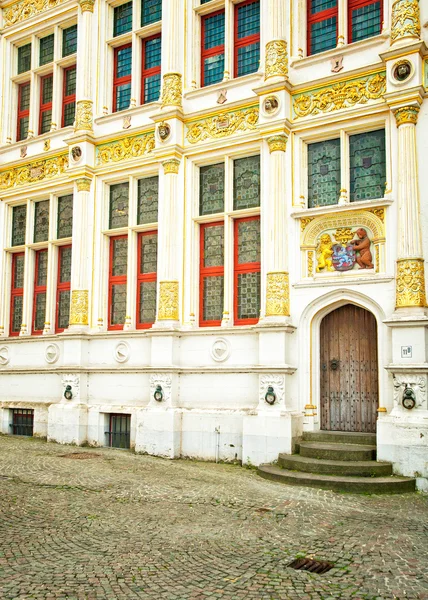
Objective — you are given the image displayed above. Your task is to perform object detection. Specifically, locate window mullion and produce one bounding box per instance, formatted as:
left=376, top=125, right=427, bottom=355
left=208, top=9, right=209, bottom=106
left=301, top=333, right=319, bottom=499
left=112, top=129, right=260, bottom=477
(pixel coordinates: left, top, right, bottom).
left=224, top=0, right=233, bottom=81
left=131, top=33, right=139, bottom=108
left=338, top=0, right=346, bottom=46
left=340, top=129, right=349, bottom=203
left=125, top=229, right=137, bottom=330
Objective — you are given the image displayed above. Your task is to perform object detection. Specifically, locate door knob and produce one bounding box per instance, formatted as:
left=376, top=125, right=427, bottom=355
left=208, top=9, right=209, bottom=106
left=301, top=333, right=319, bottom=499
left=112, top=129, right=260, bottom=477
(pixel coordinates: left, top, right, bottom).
left=330, top=359, right=339, bottom=371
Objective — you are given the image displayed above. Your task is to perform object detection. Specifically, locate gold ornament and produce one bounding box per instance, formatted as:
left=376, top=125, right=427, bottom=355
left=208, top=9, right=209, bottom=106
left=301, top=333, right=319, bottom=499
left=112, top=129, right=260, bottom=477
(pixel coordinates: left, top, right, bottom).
left=300, top=217, right=315, bottom=232
left=43, top=139, right=50, bottom=151
left=78, top=0, right=95, bottom=12
left=334, top=227, right=354, bottom=245
left=158, top=281, right=179, bottom=321
left=301, top=209, right=385, bottom=243
left=307, top=251, right=314, bottom=277
left=375, top=245, right=380, bottom=273
left=75, top=100, right=93, bottom=132
left=293, top=72, right=386, bottom=118
left=265, top=40, right=288, bottom=80
left=163, top=159, right=180, bottom=174
left=76, top=178, right=91, bottom=192
left=161, top=73, right=182, bottom=108
left=186, top=107, right=259, bottom=144
left=96, top=132, right=155, bottom=165
left=266, top=272, right=290, bottom=317
left=316, top=234, right=334, bottom=272
left=69, top=290, right=89, bottom=326
left=3, top=0, right=65, bottom=27
left=267, top=134, right=287, bottom=153
left=396, top=259, right=426, bottom=308
left=391, top=0, right=421, bottom=42
left=368, top=207, right=385, bottom=222
left=394, top=105, right=420, bottom=126
left=0, top=153, right=68, bottom=191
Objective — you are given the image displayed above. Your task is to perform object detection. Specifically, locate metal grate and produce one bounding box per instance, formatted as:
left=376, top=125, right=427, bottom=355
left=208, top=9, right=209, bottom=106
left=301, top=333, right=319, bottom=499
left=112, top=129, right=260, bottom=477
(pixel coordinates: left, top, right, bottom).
left=288, top=558, right=334, bottom=574
left=11, top=409, right=34, bottom=436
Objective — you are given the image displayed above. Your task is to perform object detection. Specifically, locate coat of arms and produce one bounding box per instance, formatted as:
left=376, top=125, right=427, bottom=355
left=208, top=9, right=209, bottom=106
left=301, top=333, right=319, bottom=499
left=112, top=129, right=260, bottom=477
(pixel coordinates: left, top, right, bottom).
left=332, top=244, right=356, bottom=271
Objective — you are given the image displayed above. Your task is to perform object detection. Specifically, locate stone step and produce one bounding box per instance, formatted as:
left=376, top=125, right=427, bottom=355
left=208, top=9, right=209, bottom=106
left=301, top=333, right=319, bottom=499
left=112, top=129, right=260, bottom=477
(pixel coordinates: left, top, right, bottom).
left=258, top=465, right=416, bottom=494
left=278, top=453, right=392, bottom=477
left=302, top=431, right=376, bottom=446
left=298, top=441, right=376, bottom=462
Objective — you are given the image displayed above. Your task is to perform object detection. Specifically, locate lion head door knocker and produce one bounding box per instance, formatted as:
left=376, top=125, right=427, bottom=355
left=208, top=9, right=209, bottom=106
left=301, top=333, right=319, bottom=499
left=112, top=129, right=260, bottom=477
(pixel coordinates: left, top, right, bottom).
left=402, top=385, right=416, bottom=410
left=157, top=121, right=171, bottom=142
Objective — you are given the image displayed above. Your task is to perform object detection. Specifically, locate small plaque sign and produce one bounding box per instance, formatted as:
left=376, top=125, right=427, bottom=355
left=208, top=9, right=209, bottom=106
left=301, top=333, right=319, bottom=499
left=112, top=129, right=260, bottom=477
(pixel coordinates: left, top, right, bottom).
left=401, top=346, right=412, bottom=358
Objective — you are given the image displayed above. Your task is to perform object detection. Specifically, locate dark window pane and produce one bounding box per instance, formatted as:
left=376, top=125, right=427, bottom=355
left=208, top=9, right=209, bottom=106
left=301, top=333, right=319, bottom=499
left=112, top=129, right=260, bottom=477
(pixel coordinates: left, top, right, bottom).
left=39, top=34, right=54, bottom=66
left=18, top=117, right=29, bottom=141
left=237, top=271, right=260, bottom=320
left=200, top=163, right=224, bottom=215
left=310, top=17, right=337, bottom=54
left=12, top=409, right=34, bottom=436
left=34, top=200, right=49, bottom=243
left=311, top=0, right=337, bottom=13
left=112, top=238, right=128, bottom=277
left=34, top=292, right=46, bottom=331
left=351, top=2, right=381, bottom=42
left=144, top=36, right=161, bottom=68
left=204, top=12, right=225, bottom=50
left=63, top=25, right=78, bottom=57
left=114, top=2, right=133, bottom=36
left=12, top=205, right=27, bottom=246
left=36, top=251, right=48, bottom=287
left=108, top=414, right=130, bottom=448
left=201, top=0, right=214, bottom=3
left=115, top=83, right=131, bottom=111
left=63, top=102, right=75, bottom=127
left=40, top=110, right=52, bottom=134
left=237, top=220, right=260, bottom=264
left=14, top=255, right=25, bottom=289
left=116, top=46, right=132, bottom=77
left=65, top=67, right=76, bottom=96
left=140, top=234, right=157, bottom=274
left=19, top=83, right=31, bottom=111
left=142, top=0, right=162, bottom=27
left=203, top=275, right=224, bottom=322
left=57, top=195, right=73, bottom=238
left=137, top=177, right=158, bottom=224
left=18, top=44, right=31, bottom=74
left=204, top=225, right=224, bottom=268
left=237, top=42, right=259, bottom=76
left=204, top=54, right=224, bottom=86
left=237, top=1, right=260, bottom=38
left=41, top=75, right=53, bottom=104
left=350, top=129, right=386, bottom=202
left=110, top=183, right=129, bottom=229
left=11, top=296, right=23, bottom=333
left=308, top=139, right=341, bottom=207
left=59, top=246, right=72, bottom=283
left=57, top=290, right=71, bottom=330
left=144, top=74, right=161, bottom=103
left=139, top=281, right=157, bottom=324
left=111, top=284, right=127, bottom=325
left=234, top=156, right=260, bottom=210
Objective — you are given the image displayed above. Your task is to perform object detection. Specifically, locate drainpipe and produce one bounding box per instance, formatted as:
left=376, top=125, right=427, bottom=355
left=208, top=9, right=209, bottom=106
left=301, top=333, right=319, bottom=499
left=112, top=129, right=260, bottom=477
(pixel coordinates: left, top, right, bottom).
left=215, top=426, right=220, bottom=463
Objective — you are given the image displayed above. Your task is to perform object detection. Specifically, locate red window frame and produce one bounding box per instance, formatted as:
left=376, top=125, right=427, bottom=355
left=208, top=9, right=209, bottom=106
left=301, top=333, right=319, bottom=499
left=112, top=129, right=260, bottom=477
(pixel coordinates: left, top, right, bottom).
left=56, top=244, right=71, bottom=333
left=62, top=65, right=76, bottom=128
left=39, top=74, right=53, bottom=135
left=348, top=0, right=382, bottom=43
left=233, top=0, right=260, bottom=78
left=201, top=9, right=225, bottom=87
left=141, top=34, right=161, bottom=105
left=307, top=0, right=338, bottom=56
left=10, top=253, right=25, bottom=337
left=136, top=230, right=157, bottom=329
left=113, top=43, right=132, bottom=113
left=32, top=249, right=48, bottom=335
left=199, top=222, right=224, bottom=327
left=108, top=235, right=127, bottom=331
left=233, top=216, right=260, bottom=326
left=17, top=82, right=30, bottom=142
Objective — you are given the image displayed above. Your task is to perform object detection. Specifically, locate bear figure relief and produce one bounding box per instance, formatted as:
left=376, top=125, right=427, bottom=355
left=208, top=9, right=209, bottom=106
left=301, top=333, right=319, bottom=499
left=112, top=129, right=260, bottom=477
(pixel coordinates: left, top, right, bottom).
left=350, top=228, right=373, bottom=269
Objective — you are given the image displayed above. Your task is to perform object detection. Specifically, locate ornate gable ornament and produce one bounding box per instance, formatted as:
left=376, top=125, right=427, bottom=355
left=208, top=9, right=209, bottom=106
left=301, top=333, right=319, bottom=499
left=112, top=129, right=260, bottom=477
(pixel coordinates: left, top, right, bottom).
left=3, top=0, right=66, bottom=27
left=0, top=154, right=68, bottom=191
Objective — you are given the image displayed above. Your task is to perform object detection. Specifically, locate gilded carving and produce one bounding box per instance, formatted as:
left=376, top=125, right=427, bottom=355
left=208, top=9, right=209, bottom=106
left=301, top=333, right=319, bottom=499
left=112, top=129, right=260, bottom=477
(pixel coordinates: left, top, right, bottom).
left=375, top=245, right=380, bottom=273
left=161, top=73, right=182, bottom=108
left=293, top=72, right=386, bottom=118
left=75, top=100, right=93, bottom=132
left=78, top=0, right=95, bottom=12
left=368, top=207, right=385, bottom=222
left=96, top=132, right=155, bottom=165
left=391, top=0, right=421, bottom=42
left=307, top=251, right=314, bottom=277
left=394, top=105, right=420, bottom=126
left=334, top=228, right=354, bottom=245
left=76, top=178, right=91, bottom=192
left=316, top=234, right=334, bottom=272
left=266, top=272, right=290, bottom=317
left=0, top=154, right=68, bottom=191
left=69, top=290, right=89, bottom=326
left=158, top=281, right=179, bottom=321
left=186, top=107, right=259, bottom=144
left=300, top=217, right=315, bottom=232
left=3, top=0, right=65, bottom=27
left=265, top=40, right=288, bottom=80
left=301, top=210, right=385, bottom=244
left=396, top=259, right=426, bottom=308
left=267, top=135, right=287, bottom=153
left=163, top=159, right=180, bottom=174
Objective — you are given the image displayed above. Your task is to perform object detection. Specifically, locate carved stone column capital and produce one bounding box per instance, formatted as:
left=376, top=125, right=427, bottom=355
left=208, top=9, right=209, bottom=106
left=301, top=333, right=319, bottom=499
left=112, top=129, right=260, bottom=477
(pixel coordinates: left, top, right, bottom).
left=75, top=178, right=92, bottom=192
left=265, top=40, right=288, bottom=80
left=162, top=158, right=181, bottom=174
left=267, top=134, right=288, bottom=153
left=394, top=105, right=420, bottom=126
left=391, top=0, right=420, bottom=44
left=78, top=0, right=95, bottom=13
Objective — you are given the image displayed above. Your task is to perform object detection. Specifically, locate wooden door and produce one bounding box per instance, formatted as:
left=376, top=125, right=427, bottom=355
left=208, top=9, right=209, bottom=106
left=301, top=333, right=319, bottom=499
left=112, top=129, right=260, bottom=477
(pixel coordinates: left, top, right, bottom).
left=320, top=304, right=378, bottom=433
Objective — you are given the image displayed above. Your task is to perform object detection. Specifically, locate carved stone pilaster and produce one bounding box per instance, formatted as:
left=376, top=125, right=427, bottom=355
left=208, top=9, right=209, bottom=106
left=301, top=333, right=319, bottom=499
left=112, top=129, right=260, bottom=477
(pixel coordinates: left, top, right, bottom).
left=265, top=40, right=288, bottom=80
left=161, top=73, right=182, bottom=108
left=396, top=259, right=426, bottom=308
left=391, top=0, right=420, bottom=43
left=265, top=272, right=290, bottom=317
left=157, top=281, right=179, bottom=321
left=69, top=290, right=89, bottom=326
left=74, top=100, right=93, bottom=132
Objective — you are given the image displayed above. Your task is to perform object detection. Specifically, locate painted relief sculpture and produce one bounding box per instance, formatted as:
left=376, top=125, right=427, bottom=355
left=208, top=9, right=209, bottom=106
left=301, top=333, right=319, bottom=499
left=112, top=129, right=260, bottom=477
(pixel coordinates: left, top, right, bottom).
left=316, top=234, right=334, bottom=272
left=350, top=228, right=373, bottom=269
left=317, top=228, right=373, bottom=272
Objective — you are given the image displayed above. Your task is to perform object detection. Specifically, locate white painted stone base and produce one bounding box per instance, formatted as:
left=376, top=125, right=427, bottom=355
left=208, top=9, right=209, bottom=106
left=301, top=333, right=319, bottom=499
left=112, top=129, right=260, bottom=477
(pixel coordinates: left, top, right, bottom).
left=242, top=411, right=303, bottom=466
left=181, top=410, right=244, bottom=462
left=135, top=407, right=182, bottom=458
left=377, top=414, right=428, bottom=491
left=47, top=403, right=88, bottom=445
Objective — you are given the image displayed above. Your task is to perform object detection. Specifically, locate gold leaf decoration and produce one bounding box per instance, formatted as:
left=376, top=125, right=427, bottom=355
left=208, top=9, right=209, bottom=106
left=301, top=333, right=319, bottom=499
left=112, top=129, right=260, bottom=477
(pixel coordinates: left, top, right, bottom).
left=75, top=100, right=93, bottom=132
left=307, top=251, right=314, bottom=277
left=161, top=73, right=182, bottom=108
left=158, top=281, right=179, bottom=321
left=368, top=208, right=385, bottom=222
left=0, top=154, right=68, bottom=191
left=96, top=133, right=155, bottom=165
left=186, top=107, right=259, bottom=144
left=394, top=106, right=420, bottom=126
left=334, top=228, right=354, bottom=245
left=69, top=290, right=89, bottom=326
left=396, top=259, right=426, bottom=308
left=265, top=40, right=288, bottom=80
left=293, top=72, right=386, bottom=118
left=266, top=272, right=290, bottom=317
left=78, top=0, right=95, bottom=12
left=300, top=217, right=315, bottom=232
left=163, top=159, right=180, bottom=174
left=267, top=134, right=287, bottom=153
left=3, top=0, right=65, bottom=27
left=391, top=0, right=421, bottom=42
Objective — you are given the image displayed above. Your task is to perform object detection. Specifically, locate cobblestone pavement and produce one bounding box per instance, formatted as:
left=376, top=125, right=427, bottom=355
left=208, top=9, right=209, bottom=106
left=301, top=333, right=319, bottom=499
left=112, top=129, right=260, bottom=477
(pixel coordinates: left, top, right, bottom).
left=0, top=437, right=427, bottom=600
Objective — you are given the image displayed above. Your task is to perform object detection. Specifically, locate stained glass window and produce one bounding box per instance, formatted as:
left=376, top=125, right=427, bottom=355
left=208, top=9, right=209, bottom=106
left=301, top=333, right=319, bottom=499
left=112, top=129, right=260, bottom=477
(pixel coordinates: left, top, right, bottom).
left=109, top=183, right=129, bottom=229
left=113, top=45, right=132, bottom=112
left=17, top=82, right=30, bottom=141
left=62, top=67, right=76, bottom=128
left=200, top=223, right=224, bottom=326
left=141, top=0, right=162, bottom=27
left=34, top=200, right=50, bottom=243
left=63, top=25, right=78, bottom=57
left=36, top=250, right=48, bottom=287
left=59, top=246, right=72, bottom=283
left=142, top=35, right=161, bottom=104
left=234, top=218, right=260, bottom=325
left=140, top=233, right=157, bottom=274
left=12, top=205, right=27, bottom=246
left=33, top=250, right=48, bottom=334
left=13, top=254, right=25, bottom=289
left=200, top=163, right=224, bottom=215
left=350, top=0, right=381, bottom=43
left=308, top=0, right=338, bottom=55
left=112, top=237, right=128, bottom=276
left=308, top=139, right=341, bottom=207
left=109, top=236, right=128, bottom=329
left=203, top=276, right=224, bottom=323
left=111, top=285, right=127, bottom=326
left=202, top=11, right=225, bottom=87
left=137, top=232, right=157, bottom=328
left=39, top=34, right=54, bottom=66
left=237, top=219, right=260, bottom=264
left=114, top=2, right=132, bottom=36
left=350, top=129, right=386, bottom=202
left=138, top=281, right=157, bottom=325
left=11, top=296, right=23, bottom=335
left=57, top=290, right=71, bottom=331
left=18, top=44, right=31, bottom=74
left=204, top=224, right=224, bottom=268
left=235, top=1, right=260, bottom=77
left=137, top=177, right=158, bottom=224
left=10, top=252, right=25, bottom=336
left=56, top=245, right=71, bottom=332
left=39, top=75, right=53, bottom=135
left=57, top=195, right=73, bottom=238
left=233, top=156, right=260, bottom=210
left=237, top=272, right=260, bottom=321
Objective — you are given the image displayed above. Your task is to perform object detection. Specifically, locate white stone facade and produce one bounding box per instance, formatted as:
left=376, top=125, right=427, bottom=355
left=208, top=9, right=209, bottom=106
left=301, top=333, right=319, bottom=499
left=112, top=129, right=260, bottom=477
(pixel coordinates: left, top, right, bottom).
left=0, top=0, right=427, bottom=490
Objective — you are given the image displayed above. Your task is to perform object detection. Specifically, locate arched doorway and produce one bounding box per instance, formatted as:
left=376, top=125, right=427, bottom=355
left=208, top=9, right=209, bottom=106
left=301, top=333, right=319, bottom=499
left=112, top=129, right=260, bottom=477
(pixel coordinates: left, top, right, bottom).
left=320, top=304, right=378, bottom=433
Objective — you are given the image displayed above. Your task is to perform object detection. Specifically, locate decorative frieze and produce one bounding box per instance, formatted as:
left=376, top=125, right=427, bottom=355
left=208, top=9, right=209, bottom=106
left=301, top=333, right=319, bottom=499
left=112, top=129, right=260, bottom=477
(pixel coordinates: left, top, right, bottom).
left=161, top=73, right=182, bottom=108
left=390, top=0, right=421, bottom=42
left=75, top=100, right=93, bottom=132
left=96, top=132, right=155, bottom=165
left=69, top=290, right=89, bottom=326
left=3, top=0, right=65, bottom=27
left=186, top=106, right=259, bottom=144
left=265, top=272, right=290, bottom=317
left=265, top=40, right=288, bottom=80
left=157, top=281, right=179, bottom=321
left=394, top=106, right=420, bottom=126
left=293, top=72, right=386, bottom=118
left=267, top=135, right=287, bottom=153
left=396, top=259, right=426, bottom=308
left=0, top=154, right=68, bottom=191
